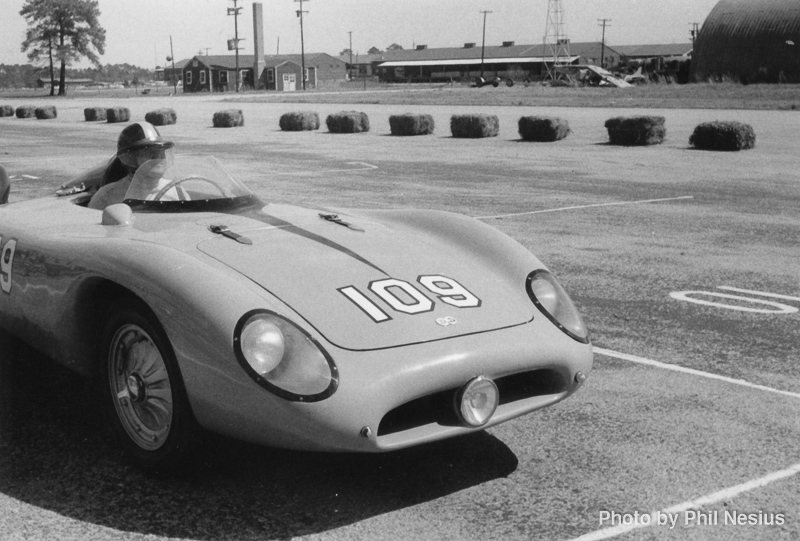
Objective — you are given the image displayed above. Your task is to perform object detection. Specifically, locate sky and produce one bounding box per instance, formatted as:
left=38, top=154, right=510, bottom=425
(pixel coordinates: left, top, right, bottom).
left=1, top=0, right=720, bottom=69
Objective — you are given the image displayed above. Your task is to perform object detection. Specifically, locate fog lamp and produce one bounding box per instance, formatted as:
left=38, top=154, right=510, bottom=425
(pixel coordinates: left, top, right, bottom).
left=456, top=376, right=499, bottom=427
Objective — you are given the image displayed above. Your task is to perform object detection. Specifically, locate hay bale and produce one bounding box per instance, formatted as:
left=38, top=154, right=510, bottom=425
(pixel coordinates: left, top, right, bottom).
left=212, top=109, right=245, bottom=128
left=604, top=115, right=666, bottom=146
left=35, top=106, right=57, bottom=119
left=15, top=106, right=36, bottom=119
left=0, top=105, right=14, bottom=117
left=689, top=121, right=756, bottom=151
left=389, top=113, right=435, bottom=136
left=83, top=107, right=107, bottom=121
left=326, top=111, right=370, bottom=133
left=145, top=108, right=177, bottom=126
left=518, top=116, right=570, bottom=142
left=106, top=107, right=131, bottom=123
left=450, top=114, right=500, bottom=138
left=279, top=111, right=320, bottom=131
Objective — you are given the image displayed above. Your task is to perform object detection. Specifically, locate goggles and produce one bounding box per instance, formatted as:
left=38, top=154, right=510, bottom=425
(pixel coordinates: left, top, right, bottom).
left=134, top=145, right=171, bottom=161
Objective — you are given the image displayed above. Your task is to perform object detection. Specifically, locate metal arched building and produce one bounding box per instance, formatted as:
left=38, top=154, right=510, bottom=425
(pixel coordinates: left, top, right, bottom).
left=692, top=0, right=800, bottom=83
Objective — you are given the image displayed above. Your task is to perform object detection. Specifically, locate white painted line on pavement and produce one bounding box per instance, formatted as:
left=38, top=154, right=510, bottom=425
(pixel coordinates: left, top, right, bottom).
left=279, top=161, right=378, bottom=175
left=669, top=290, right=798, bottom=314
left=476, top=195, right=694, bottom=220
left=718, top=286, right=800, bottom=303
left=565, top=461, right=800, bottom=541
left=594, top=347, right=800, bottom=401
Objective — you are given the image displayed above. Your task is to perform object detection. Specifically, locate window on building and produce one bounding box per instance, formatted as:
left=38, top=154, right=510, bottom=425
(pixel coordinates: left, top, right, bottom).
left=199, top=71, right=206, bottom=84
left=220, top=71, right=228, bottom=84
left=185, top=71, right=192, bottom=85
left=304, top=68, right=309, bottom=81
left=267, top=69, right=274, bottom=82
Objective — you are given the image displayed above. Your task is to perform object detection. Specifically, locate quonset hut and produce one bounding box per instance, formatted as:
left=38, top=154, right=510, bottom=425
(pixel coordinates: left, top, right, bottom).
left=692, top=0, right=800, bottom=83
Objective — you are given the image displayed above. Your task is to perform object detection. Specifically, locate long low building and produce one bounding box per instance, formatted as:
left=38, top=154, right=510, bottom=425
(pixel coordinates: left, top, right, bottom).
left=375, top=42, right=601, bottom=83
left=350, top=41, right=689, bottom=83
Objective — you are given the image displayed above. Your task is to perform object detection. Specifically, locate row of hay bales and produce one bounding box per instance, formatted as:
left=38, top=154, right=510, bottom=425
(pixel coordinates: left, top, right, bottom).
left=0, top=105, right=58, bottom=119
left=602, top=115, right=755, bottom=150
left=275, top=110, right=755, bottom=151
left=83, top=107, right=178, bottom=125
left=1, top=103, right=756, bottom=151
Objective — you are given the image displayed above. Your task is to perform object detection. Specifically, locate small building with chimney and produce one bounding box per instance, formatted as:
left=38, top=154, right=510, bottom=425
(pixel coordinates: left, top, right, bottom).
left=181, top=53, right=345, bottom=92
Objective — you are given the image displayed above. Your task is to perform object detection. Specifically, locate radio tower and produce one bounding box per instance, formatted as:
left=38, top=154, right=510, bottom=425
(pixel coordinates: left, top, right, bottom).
left=543, top=0, right=570, bottom=80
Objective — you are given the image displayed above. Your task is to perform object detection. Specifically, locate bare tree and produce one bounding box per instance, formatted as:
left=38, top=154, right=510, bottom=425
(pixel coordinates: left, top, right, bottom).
left=20, top=0, right=105, bottom=96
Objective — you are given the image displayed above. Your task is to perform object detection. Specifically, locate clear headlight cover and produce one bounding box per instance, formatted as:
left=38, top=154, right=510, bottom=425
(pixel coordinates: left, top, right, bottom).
left=526, top=270, right=590, bottom=344
left=456, top=376, right=499, bottom=427
left=234, top=310, right=338, bottom=401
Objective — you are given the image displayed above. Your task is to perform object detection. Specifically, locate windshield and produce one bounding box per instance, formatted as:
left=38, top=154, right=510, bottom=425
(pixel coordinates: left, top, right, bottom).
left=123, top=155, right=257, bottom=212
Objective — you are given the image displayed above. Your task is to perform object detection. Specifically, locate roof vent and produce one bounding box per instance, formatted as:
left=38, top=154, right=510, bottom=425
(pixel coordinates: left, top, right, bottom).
left=464, top=42, right=476, bottom=48
left=416, top=44, right=427, bottom=50
left=502, top=41, right=515, bottom=47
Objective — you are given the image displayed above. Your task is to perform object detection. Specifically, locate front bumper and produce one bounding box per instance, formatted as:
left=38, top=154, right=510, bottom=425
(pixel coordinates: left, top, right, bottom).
left=189, top=313, right=593, bottom=453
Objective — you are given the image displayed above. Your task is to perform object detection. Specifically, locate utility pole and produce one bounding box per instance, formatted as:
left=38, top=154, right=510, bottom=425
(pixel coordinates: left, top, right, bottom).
left=689, top=22, right=700, bottom=48
left=479, top=10, right=492, bottom=78
left=295, top=0, right=309, bottom=90
left=348, top=31, right=353, bottom=81
left=168, top=35, right=177, bottom=94
left=227, top=0, right=244, bottom=92
left=597, top=18, right=611, bottom=68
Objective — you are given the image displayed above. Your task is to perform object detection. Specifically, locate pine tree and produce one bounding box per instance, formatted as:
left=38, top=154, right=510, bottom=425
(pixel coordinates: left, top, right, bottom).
left=20, top=0, right=106, bottom=96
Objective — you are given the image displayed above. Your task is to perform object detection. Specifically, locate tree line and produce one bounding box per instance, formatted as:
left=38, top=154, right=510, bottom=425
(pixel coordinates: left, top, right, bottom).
left=0, top=63, right=154, bottom=90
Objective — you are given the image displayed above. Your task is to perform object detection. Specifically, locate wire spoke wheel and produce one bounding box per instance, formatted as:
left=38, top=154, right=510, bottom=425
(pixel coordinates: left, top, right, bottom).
left=108, top=323, right=174, bottom=452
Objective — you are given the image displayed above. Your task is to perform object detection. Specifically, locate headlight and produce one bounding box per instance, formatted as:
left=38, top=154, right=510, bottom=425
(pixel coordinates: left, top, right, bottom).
left=234, top=310, right=338, bottom=402
left=456, top=376, right=499, bottom=427
left=526, top=270, right=590, bottom=344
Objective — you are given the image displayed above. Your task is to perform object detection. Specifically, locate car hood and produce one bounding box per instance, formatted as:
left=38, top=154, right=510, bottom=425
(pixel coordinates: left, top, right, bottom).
left=196, top=204, right=535, bottom=351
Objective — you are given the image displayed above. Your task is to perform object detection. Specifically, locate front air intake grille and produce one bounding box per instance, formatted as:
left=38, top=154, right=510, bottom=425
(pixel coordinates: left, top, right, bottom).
left=495, top=368, right=569, bottom=405
left=377, top=368, right=569, bottom=436
left=377, top=387, right=460, bottom=436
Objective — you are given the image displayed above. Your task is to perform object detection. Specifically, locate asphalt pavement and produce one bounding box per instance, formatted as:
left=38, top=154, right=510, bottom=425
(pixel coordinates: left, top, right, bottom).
left=0, top=92, right=798, bottom=540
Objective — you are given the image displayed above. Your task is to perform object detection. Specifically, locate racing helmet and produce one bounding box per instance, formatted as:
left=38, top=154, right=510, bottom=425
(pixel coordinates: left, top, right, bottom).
left=116, top=121, right=175, bottom=171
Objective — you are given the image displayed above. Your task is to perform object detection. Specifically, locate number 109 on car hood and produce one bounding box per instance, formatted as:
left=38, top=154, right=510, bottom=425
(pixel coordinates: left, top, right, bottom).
left=197, top=204, right=538, bottom=351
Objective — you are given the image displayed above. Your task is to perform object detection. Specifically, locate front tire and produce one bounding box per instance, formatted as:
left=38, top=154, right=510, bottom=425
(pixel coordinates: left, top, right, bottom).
left=100, top=297, right=198, bottom=473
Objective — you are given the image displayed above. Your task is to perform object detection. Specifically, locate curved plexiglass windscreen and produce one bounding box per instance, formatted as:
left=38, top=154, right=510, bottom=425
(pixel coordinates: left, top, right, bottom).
left=124, top=155, right=254, bottom=204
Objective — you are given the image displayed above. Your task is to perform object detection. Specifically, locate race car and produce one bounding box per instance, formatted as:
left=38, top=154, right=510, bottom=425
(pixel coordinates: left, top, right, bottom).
left=0, top=153, right=592, bottom=471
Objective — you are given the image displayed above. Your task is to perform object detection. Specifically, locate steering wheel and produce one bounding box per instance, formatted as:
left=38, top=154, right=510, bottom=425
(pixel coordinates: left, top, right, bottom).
left=153, top=175, right=229, bottom=201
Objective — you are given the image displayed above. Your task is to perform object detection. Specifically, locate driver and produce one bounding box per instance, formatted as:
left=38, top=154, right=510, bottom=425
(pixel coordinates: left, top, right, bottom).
left=89, top=122, right=179, bottom=210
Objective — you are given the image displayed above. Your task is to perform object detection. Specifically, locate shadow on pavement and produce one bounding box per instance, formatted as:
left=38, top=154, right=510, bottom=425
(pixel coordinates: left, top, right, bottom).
left=0, top=338, right=518, bottom=540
